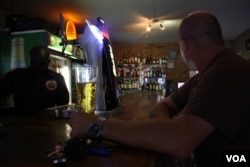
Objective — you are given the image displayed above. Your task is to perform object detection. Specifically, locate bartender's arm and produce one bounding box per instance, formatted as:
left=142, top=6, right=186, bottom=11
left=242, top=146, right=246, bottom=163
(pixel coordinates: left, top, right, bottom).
left=0, top=72, right=14, bottom=100
left=55, top=74, right=69, bottom=105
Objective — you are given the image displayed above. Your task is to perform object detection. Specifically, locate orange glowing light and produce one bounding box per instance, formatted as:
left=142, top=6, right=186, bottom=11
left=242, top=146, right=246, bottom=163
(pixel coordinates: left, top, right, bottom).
left=63, top=12, right=84, bottom=24
left=66, top=21, right=77, bottom=40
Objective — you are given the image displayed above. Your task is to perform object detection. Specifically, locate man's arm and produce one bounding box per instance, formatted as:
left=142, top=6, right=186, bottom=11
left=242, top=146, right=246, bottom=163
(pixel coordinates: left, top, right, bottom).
left=102, top=114, right=214, bottom=159
left=70, top=109, right=215, bottom=159
left=149, top=96, right=181, bottom=118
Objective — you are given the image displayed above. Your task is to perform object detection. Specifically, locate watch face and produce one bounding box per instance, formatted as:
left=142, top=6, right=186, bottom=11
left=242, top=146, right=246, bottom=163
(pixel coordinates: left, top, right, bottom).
left=88, top=123, right=101, bottom=139
left=88, top=118, right=106, bottom=139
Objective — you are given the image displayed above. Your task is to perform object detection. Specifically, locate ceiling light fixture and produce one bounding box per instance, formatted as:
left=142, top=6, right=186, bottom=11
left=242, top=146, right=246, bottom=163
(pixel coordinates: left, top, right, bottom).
left=159, top=22, right=165, bottom=30
left=146, top=24, right=151, bottom=32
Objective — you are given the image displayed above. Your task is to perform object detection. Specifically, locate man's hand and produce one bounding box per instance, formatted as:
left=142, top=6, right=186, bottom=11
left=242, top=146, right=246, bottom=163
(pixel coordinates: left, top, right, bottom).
left=149, top=97, right=180, bottom=119
left=69, top=111, right=98, bottom=138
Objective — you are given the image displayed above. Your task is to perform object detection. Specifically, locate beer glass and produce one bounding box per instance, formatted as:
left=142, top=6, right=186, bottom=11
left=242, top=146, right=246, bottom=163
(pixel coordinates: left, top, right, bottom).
left=75, top=65, right=98, bottom=114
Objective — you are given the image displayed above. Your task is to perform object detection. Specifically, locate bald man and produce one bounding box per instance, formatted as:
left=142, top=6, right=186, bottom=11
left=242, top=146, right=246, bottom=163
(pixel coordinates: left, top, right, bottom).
left=0, top=45, right=69, bottom=115
left=69, top=11, right=250, bottom=166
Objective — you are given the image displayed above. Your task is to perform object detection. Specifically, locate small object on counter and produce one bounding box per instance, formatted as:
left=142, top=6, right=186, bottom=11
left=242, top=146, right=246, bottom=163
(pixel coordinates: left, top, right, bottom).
left=47, top=145, right=63, bottom=158
left=62, top=137, right=88, bottom=160
left=87, top=140, right=111, bottom=156
left=47, top=143, right=68, bottom=167
left=46, top=104, right=78, bottom=118
left=53, top=157, right=67, bottom=167
left=47, top=137, right=112, bottom=165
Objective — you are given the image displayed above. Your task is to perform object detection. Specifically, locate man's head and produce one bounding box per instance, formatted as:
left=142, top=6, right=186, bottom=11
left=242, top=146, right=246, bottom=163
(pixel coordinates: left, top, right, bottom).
left=178, top=11, right=225, bottom=72
left=179, top=11, right=223, bottom=43
left=29, top=45, right=50, bottom=74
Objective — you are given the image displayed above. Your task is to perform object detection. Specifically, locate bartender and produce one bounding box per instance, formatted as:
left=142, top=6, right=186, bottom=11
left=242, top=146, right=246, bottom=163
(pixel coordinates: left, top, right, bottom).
left=0, top=45, right=69, bottom=116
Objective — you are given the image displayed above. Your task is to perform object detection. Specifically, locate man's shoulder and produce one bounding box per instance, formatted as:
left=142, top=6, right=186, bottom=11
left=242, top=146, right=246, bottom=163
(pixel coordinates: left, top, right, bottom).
left=48, top=69, right=64, bottom=79
left=5, top=68, right=29, bottom=76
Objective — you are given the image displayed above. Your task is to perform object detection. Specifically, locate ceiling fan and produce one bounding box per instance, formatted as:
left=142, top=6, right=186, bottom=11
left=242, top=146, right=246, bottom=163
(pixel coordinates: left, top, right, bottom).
left=123, top=0, right=183, bottom=41
left=132, top=13, right=182, bottom=41
left=145, top=7, right=184, bottom=32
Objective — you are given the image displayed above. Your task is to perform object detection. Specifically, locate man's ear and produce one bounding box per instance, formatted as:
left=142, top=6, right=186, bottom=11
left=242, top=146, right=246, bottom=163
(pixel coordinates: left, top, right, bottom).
left=179, top=37, right=189, bottom=53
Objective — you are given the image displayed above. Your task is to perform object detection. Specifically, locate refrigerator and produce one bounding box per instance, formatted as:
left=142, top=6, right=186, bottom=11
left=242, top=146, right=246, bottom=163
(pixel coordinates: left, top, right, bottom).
left=0, top=30, right=85, bottom=105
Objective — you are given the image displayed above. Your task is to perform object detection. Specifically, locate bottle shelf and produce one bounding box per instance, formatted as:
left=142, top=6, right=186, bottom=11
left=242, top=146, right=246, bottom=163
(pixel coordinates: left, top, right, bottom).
left=116, top=63, right=166, bottom=95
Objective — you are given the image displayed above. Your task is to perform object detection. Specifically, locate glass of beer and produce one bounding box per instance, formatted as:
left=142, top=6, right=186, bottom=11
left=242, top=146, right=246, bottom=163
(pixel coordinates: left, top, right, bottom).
left=75, top=65, right=98, bottom=114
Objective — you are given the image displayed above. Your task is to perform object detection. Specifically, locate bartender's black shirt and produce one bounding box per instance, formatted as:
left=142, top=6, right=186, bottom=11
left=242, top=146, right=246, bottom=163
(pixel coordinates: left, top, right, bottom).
left=0, top=68, right=69, bottom=115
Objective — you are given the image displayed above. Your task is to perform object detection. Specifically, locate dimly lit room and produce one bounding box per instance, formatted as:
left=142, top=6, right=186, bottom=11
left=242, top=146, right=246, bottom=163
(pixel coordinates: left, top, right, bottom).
left=0, top=1, right=250, bottom=166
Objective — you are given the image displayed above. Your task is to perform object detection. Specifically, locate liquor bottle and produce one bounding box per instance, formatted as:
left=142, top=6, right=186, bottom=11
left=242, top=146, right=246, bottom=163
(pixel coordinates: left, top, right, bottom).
left=159, top=57, right=162, bottom=65
left=137, top=53, right=141, bottom=64
left=146, top=55, right=149, bottom=64
left=149, top=55, right=153, bottom=64
left=125, top=54, right=129, bottom=64
left=131, top=55, right=134, bottom=64
left=163, top=57, right=167, bottom=64
left=160, top=67, right=163, bottom=77
left=123, top=67, right=126, bottom=77
left=152, top=81, right=156, bottom=91
left=120, top=82, right=123, bottom=92
left=156, top=82, right=159, bottom=91
left=149, top=81, right=152, bottom=91
left=155, top=67, right=158, bottom=77
left=137, top=68, right=140, bottom=77
left=146, top=82, right=149, bottom=91
left=143, top=55, right=146, bottom=64
left=152, top=67, right=156, bottom=77
left=134, top=54, right=137, bottom=64
left=122, top=54, right=126, bottom=64
left=152, top=57, right=156, bottom=64
left=118, top=68, right=121, bottom=77
left=156, top=57, right=159, bottom=64
left=147, top=70, right=150, bottom=77
left=128, top=56, right=131, bottom=64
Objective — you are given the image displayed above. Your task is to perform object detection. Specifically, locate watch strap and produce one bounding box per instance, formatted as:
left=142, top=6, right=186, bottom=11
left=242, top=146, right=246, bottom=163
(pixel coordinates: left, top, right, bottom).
left=96, top=117, right=106, bottom=137
left=88, top=117, right=106, bottom=139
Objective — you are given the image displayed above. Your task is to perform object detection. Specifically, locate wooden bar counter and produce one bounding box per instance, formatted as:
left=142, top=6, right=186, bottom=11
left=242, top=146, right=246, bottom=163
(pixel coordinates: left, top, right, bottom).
left=0, top=93, right=174, bottom=167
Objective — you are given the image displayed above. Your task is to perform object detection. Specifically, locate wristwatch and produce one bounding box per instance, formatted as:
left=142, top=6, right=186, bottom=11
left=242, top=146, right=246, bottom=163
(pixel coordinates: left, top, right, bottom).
left=87, top=117, right=106, bottom=139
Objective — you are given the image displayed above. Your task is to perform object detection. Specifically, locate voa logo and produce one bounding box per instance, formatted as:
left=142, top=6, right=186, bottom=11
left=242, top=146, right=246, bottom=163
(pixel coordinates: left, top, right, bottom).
left=226, top=154, right=247, bottom=163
